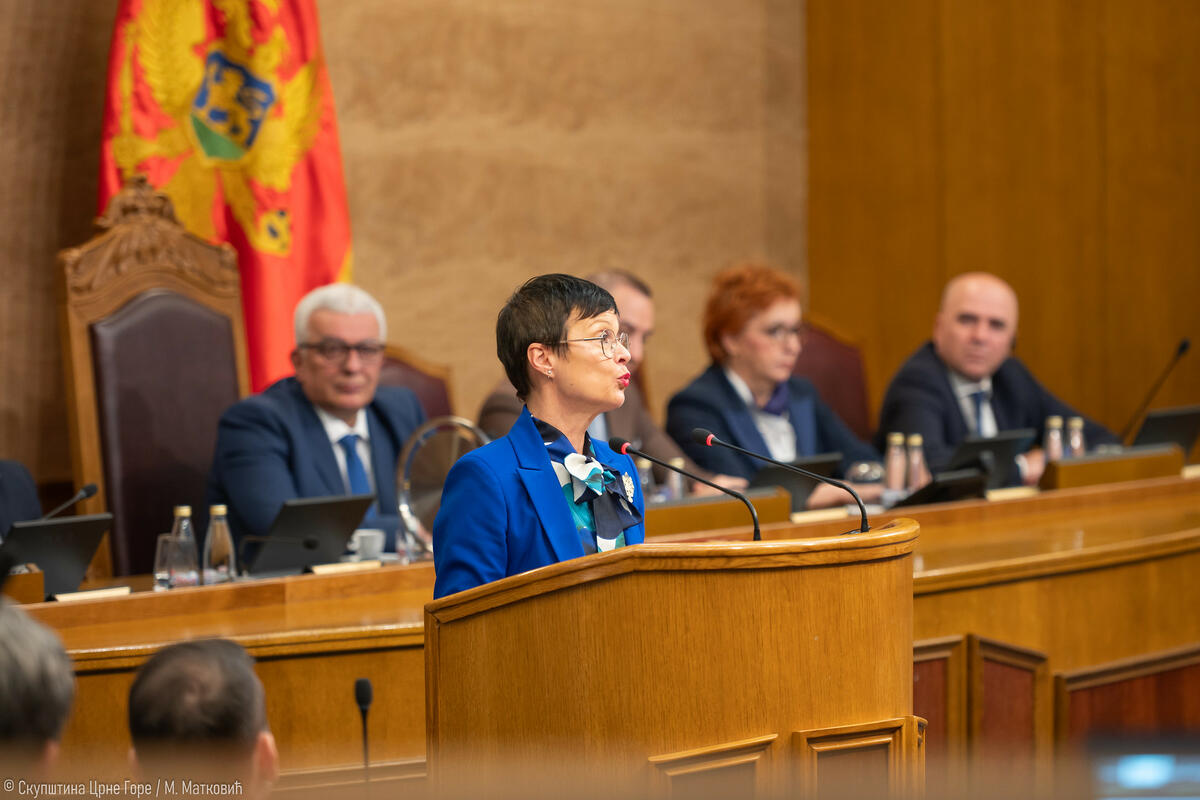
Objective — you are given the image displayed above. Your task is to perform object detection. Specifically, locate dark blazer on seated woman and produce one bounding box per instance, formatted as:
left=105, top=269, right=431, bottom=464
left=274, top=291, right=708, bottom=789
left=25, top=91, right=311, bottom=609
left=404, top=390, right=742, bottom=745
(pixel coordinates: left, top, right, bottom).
left=666, top=365, right=879, bottom=482
left=432, top=407, right=646, bottom=599
left=0, top=459, right=42, bottom=539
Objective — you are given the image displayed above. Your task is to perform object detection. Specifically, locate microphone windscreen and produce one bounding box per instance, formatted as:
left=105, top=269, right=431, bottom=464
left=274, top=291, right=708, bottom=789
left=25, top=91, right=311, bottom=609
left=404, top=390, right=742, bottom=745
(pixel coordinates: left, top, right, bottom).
left=80, top=483, right=98, bottom=499
left=607, top=437, right=631, bottom=455
left=355, top=677, right=373, bottom=709
left=691, top=428, right=715, bottom=445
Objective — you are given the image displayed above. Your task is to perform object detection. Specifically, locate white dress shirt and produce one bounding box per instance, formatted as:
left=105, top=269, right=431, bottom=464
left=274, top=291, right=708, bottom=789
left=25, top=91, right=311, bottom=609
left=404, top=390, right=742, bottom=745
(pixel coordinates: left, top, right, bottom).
left=724, top=368, right=797, bottom=463
left=947, top=371, right=997, bottom=439
left=314, top=406, right=377, bottom=495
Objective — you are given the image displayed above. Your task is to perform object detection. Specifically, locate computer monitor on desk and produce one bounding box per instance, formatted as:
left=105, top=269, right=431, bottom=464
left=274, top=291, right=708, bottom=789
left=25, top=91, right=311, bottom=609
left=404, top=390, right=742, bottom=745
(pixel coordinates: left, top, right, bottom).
left=947, top=429, right=1037, bottom=489
left=1, top=513, right=112, bottom=598
left=1132, top=404, right=1200, bottom=461
left=243, top=494, right=374, bottom=578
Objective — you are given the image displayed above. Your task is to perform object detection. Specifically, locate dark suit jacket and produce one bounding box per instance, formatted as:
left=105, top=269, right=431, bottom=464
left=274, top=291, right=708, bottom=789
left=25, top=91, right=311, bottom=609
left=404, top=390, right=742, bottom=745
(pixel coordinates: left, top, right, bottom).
left=477, top=378, right=715, bottom=482
left=0, top=460, right=41, bottom=538
left=875, top=342, right=1118, bottom=473
left=206, top=377, right=426, bottom=546
left=665, top=365, right=878, bottom=482
left=432, top=407, right=645, bottom=598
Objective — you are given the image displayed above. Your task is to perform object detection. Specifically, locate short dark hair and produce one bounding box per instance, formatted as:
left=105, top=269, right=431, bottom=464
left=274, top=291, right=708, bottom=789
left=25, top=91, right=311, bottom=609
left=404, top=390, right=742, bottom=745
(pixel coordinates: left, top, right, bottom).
left=129, top=639, right=266, bottom=761
left=497, top=274, right=617, bottom=400
left=0, top=600, right=75, bottom=750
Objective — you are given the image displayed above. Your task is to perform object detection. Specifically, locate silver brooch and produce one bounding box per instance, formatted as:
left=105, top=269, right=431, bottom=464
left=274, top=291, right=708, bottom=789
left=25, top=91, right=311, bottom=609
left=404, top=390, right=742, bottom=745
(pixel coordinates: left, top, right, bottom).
left=622, top=472, right=636, bottom=502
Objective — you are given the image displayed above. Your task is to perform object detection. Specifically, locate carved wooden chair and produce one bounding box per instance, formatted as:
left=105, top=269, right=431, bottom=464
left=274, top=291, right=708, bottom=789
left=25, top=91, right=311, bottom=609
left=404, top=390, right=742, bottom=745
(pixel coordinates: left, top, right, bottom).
left=58, top=176, right=250, bottom=577
left=792, top=314, right=873, bottom=442
left=378, top=343, right=455, bottom=418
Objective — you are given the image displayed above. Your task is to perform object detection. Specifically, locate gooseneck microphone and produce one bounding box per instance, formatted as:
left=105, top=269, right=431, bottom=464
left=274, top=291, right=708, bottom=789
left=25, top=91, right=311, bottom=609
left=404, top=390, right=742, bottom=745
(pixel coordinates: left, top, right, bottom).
left=355, top=677, right=373, bottom=784
left=608, top=437, right=761, bottom=541
left=1118, top=337, right=1191, bottom=444
left=692, top=428, right=871, bottom=534
left=42, top=483, right=98, bottom=520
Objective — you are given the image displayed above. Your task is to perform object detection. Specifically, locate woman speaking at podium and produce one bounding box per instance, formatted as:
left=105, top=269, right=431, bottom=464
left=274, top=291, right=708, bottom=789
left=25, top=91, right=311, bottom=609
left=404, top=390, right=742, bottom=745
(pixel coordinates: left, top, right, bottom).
left=432, top=275, right=646, bottom=598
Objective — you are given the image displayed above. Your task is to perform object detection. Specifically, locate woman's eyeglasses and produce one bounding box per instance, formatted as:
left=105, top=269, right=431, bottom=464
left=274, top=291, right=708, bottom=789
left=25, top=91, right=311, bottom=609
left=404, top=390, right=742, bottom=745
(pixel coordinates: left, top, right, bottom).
left=760, top=324, right=805, bottom=345
left=558, top=330, right=630, bottom=360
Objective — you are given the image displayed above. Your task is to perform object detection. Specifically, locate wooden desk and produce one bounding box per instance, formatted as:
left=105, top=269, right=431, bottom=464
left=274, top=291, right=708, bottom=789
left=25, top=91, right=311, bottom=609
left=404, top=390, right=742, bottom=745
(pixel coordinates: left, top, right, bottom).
left=26, top=564, right=433, bottom=783
left=662, top=475, right=1200, bottom=670
left=28, top=475, right=1200, bottom=787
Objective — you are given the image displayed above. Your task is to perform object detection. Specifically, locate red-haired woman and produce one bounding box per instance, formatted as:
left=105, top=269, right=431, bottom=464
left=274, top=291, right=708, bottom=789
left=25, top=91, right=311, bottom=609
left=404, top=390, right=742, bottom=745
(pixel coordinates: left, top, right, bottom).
left=665, top=264, right=881, bottom=509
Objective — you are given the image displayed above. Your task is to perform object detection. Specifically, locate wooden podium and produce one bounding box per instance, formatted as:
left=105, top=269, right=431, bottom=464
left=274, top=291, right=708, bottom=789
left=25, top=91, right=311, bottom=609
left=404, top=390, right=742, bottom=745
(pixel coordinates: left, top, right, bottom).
left=424, top=520, right=923, bottom=798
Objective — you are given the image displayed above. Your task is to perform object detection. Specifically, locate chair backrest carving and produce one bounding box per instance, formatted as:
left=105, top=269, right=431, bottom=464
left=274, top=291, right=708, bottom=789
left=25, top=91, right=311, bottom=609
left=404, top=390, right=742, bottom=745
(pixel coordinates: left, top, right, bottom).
left=58, top=176, right=250, bottom=576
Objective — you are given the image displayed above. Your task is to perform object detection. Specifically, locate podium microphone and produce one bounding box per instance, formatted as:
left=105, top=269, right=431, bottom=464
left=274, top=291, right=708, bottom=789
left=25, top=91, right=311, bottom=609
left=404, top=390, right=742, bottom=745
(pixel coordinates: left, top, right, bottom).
left=355, top=677, right=373, bottom=784
left=608, top=437, right=760, bottom=541
left=692, top=428, right=871, bottom=534
left=1118, top=337, right=1191, bottom=444
left=42, top=483, right=98, bottom=520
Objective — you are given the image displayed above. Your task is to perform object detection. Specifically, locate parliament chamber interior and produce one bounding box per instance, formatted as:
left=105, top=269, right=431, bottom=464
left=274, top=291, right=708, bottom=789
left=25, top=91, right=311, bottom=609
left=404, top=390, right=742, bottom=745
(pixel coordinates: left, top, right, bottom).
left=1, top=1, right=1199, bottom=798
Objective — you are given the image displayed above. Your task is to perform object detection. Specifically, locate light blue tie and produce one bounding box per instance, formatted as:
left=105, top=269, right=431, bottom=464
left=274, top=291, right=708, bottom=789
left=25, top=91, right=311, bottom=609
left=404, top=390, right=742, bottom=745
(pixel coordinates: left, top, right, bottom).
left=971, top=390, right=988, bottom=437
left=338, top=433, right=383, bottom=542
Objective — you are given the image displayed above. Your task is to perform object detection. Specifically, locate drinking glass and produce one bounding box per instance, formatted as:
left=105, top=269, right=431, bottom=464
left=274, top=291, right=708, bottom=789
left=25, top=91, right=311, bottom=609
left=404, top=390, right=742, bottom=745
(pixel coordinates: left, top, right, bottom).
left=153, top=533, right=199, bottom=590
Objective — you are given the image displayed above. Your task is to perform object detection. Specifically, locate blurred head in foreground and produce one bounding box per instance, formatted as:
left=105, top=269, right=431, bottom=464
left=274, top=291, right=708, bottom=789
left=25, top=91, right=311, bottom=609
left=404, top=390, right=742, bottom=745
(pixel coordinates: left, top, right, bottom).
left=129, top=638, right=278, bottom=795
left=0, top=599, right=75, bottom=775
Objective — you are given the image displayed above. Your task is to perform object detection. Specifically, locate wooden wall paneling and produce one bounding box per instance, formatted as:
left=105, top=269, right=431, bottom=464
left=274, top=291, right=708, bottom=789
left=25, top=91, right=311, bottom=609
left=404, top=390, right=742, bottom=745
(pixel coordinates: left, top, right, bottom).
left=967, top=635, right=1053, bottom=796
left=806, top=0, right=944, bottom=422
left=939, top=0, right=1108, bottom=427
left=792, top=716, right=926, bottom=800
left=1102, top=0, right=1200, bottom=445
left=647, top=734, right=777, bottom=798
left=1054, top=642, right=1200, bottom=746
left=913, top=635, right=968, bottom=796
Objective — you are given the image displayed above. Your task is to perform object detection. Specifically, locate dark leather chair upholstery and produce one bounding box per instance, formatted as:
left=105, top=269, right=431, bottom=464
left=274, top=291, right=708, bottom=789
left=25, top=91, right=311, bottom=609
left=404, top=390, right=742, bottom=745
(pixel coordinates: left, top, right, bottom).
left=59, top=176, right=249, bottom=576
left=89, top=292, right=241, bottom=575
left=379, top=344, right=455, bottom=419
left=792, top=318, right=873, bottom=442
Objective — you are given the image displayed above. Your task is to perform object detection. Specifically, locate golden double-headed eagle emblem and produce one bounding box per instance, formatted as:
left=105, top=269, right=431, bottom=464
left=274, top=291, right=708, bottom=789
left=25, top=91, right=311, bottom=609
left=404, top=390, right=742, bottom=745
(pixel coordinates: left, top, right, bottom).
left=110, top=0, right=322, bottom=256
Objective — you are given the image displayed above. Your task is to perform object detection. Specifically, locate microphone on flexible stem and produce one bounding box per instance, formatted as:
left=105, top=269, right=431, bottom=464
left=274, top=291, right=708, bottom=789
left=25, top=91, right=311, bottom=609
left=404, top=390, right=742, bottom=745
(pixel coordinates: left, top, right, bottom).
left=1118, top=337, right=1191, bottom=444
left=235, top=534, right=320, bottom=574
left=691, top=428, right=871, bottom=534
left=355, top=677, right=373, bottom=785
left=608, top=437, right=760, bottom=541
left=42, top=483, right=98, bottom=520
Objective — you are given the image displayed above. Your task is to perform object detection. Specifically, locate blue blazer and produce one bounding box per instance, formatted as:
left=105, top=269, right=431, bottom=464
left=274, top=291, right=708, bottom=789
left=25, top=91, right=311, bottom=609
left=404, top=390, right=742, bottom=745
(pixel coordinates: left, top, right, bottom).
left=665, top=365, right=879, bottom=482
left=206, top=377, right=426, bottom=546
left=0, top=459, right=41, bottom=539
left=875, top=341, right=1118, bottom=473
left=432, top=407, right=645, bottom=599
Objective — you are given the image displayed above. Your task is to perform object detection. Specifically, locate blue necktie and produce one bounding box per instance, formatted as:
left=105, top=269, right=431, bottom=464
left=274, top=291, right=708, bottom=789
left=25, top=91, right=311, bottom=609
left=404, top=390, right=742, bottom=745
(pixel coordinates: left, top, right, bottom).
left=338, top=433, right=385, bottom=545
left=971, top=390, right=988, bottom=437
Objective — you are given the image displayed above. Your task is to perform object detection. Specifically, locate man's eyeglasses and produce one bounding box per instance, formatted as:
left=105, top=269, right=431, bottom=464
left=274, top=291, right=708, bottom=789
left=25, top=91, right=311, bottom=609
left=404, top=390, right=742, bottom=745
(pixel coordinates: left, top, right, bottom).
left=298, top=339, right=386, bottom=364
left=558, top=330, right=630, bottom=360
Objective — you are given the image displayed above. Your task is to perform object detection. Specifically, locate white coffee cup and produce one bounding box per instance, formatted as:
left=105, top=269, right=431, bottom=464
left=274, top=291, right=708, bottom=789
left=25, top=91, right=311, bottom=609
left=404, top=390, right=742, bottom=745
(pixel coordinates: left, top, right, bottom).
left=349, top=528, right=385, bottom=561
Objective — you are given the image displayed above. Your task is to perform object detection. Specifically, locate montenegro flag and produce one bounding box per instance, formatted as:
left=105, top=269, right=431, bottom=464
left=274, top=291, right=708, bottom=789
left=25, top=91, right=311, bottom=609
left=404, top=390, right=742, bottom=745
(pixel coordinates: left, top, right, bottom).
left=98, top=0, right=353, bottom=391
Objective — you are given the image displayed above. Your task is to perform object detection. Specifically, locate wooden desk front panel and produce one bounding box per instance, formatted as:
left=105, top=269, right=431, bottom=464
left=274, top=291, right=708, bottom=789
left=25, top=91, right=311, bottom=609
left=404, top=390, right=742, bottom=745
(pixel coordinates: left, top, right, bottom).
left=30, top=565, right=434, bottom=774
